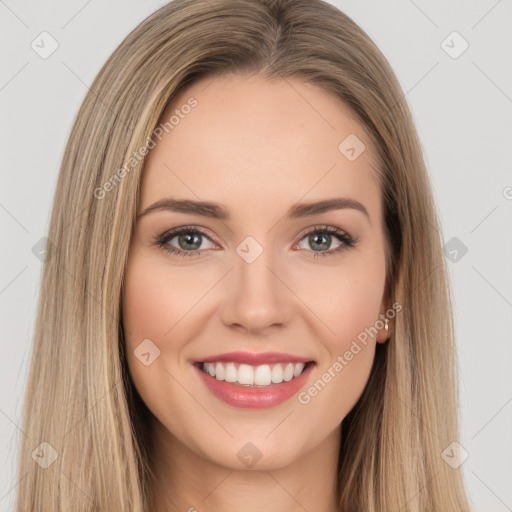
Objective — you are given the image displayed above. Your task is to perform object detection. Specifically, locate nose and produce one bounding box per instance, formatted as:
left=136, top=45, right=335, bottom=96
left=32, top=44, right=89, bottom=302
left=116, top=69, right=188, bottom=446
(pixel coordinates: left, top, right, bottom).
left=218, top=244, right=294, bottom=336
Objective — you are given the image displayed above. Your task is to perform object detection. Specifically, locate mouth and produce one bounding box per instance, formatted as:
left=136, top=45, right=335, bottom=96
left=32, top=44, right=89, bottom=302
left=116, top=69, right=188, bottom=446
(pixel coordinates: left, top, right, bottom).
left=193, top=359, right=317, bottom=409
left=193, top=360, right=316, bottom=387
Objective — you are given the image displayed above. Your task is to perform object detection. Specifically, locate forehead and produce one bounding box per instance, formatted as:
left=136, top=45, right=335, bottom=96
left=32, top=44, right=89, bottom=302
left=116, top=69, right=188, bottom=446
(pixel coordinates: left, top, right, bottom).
left=139, top=74, right=381, bottom=222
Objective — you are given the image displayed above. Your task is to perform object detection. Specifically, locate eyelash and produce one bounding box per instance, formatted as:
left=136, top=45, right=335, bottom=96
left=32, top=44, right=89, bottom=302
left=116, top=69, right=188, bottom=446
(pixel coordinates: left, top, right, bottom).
left=153, top=224, right=357, bottom=259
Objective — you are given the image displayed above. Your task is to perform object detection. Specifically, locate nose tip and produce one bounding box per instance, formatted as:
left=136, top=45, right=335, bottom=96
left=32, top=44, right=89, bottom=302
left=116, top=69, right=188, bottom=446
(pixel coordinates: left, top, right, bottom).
left=220, top=254, right=291, bottom=334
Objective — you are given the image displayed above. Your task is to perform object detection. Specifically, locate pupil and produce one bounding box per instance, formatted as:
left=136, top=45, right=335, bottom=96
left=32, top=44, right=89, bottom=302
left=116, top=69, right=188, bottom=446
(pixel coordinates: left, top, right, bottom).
left=179, top=233, right=201, bottom=250
left=310, top=233, right=330, bottom=251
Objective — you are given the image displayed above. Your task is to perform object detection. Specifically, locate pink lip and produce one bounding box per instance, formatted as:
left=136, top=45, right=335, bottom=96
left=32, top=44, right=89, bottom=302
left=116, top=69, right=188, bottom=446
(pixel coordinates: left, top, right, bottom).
left=195, top=351, right=314, bottom=365
left=193, top=362, right=316, bottom=409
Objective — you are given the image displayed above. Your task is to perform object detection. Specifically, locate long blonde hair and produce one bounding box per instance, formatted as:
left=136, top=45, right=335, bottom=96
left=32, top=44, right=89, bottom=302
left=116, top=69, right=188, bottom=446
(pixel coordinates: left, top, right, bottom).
left=16, top=0, right=471, bottom=510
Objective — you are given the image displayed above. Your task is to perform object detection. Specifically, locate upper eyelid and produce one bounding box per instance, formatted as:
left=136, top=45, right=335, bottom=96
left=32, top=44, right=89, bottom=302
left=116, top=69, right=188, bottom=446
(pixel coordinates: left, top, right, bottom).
left=295, top=224, right=350, bottom=238
left=161, top=225, right=220, bottom=246
left=159, top=224, right=353, bottom=247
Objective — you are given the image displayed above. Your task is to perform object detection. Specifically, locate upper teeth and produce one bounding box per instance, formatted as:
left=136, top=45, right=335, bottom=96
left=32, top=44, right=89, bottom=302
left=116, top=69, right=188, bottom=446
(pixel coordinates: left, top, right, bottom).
left=201, top=361, right=307, bottom=386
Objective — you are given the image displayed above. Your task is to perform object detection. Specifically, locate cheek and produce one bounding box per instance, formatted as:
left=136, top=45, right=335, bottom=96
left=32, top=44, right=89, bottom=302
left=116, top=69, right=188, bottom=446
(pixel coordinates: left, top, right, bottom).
left=330, top=273, right=383, bottom=345
left=293, top=254, right=386, bottom=355
left=292, top=253, right=385, bottom=422
left=122, top=250, right=210, bottom=345
left=121, top=252, right=195, bottom=426
left=121, top=249, right=222, bottom=387
left=121, top=251, right=183, bottom=385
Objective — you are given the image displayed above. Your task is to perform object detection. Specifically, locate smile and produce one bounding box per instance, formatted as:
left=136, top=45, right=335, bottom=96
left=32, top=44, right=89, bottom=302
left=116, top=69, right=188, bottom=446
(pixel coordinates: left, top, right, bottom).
left=193, top=359, right=316, bottom=409
left=198, top=361, right=314, bottom=387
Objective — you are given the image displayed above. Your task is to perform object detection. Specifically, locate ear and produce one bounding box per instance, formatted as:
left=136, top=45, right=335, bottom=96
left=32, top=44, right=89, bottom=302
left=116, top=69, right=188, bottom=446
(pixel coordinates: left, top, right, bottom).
left=376, top=292, right=392, bottom=344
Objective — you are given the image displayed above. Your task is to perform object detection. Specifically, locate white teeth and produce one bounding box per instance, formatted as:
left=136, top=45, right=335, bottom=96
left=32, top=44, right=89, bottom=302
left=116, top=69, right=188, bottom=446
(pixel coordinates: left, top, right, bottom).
left=283, top=363, right=294, bottom=381
left=238, top=364, right=254, bottom=385
left=293, top=362, right=305, bottom=377
left=225, top=362, right=237, bottom=383
left=200, top=361, right=310, bottom=386
left=271, top=364, right=284, bottom=383
left=254, top=364, right=272, bottom=386
left=207, top=363, right=215, bottom=377
left=215, top=362, right=225, bottom=381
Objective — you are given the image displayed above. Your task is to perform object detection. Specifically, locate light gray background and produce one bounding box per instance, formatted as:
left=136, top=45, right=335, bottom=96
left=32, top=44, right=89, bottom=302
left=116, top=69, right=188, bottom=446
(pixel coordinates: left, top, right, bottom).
left=1, top=1, right=511, bottom=510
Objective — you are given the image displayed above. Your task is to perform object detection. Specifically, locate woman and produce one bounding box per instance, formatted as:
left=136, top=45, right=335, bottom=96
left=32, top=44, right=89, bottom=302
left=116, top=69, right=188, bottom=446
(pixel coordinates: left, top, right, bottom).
left=16, top=0, right=471, bottom=510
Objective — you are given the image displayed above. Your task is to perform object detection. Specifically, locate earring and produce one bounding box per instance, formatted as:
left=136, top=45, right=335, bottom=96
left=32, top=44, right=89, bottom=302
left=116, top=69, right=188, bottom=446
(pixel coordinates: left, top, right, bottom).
left=384, top=318, right=389, bottom=337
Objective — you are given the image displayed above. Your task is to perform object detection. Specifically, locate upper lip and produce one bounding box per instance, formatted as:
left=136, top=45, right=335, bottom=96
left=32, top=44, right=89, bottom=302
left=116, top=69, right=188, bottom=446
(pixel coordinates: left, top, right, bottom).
left=194, top=351, right=315, bottom=365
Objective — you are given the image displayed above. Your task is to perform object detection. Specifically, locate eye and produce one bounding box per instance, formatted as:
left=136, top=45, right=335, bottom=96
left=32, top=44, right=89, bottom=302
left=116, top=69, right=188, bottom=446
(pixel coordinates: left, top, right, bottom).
left=154, top=227, right=217, bottom=258
left=293, top=225, right=356, bottom=258
left=153, top=224, right=357, bottom=259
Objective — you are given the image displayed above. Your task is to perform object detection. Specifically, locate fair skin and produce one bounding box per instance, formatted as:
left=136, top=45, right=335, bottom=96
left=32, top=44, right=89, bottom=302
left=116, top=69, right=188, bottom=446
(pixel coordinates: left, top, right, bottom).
left=122, top=73, right=391, bottom=512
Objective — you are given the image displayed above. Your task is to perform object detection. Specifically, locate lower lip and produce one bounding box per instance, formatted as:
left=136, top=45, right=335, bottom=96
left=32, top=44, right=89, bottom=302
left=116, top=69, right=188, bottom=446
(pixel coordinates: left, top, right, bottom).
left=194, top=363, right=315, bottom=409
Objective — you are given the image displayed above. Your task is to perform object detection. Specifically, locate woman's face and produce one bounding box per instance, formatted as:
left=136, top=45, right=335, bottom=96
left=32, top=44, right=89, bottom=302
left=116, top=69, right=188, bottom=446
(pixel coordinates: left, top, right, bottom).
left=122, top=73, right=389, bottom=470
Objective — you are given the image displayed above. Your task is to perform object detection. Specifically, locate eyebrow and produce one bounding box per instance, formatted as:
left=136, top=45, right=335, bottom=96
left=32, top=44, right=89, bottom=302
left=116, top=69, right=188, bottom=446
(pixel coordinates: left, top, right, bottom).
left=137, top=197, right=370, bottom=222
